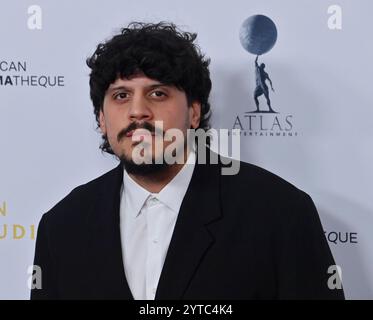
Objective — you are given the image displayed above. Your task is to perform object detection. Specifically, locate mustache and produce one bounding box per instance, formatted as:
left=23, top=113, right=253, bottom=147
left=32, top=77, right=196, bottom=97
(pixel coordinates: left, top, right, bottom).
left=117, top=122, right=164, bottom=142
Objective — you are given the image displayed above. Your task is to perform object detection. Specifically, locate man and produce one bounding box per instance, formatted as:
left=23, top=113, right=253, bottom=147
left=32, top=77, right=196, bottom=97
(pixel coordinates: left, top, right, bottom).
left=31, top=22, right=344, bottom=300
left=254, top=55, right=275, bottom=113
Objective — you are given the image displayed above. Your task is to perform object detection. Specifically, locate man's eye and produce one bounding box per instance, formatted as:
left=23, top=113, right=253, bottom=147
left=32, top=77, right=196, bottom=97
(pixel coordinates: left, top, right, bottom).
left=151, top=91, right=166, bottom=98
left=114, top=92, right=128, bottom=100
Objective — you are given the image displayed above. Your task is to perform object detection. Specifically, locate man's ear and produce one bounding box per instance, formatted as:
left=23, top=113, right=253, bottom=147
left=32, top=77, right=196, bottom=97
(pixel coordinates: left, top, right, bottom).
left=190, top=101, right=201, bottom=129
left=99, top=110, right=107, bottom=135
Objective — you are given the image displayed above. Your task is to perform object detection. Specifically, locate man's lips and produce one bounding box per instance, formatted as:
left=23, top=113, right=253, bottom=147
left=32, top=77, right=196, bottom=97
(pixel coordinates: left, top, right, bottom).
left=125, top=130, right=155, bottom=138
left=125, top=130, right=134, bottom=137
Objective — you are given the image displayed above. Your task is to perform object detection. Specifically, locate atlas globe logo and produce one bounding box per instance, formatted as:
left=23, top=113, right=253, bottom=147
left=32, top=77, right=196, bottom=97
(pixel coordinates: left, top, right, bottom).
left=232, top=15, right=297, bottom=138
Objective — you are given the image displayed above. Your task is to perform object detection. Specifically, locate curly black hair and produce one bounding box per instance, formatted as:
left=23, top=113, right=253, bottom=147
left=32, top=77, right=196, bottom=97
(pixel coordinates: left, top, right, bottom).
left=86, top=21, right=212, bottom=154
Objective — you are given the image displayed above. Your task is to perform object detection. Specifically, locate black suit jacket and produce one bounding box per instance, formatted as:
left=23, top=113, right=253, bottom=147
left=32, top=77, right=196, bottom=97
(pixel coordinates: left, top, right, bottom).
left=31, top=152, right=344, bottom=300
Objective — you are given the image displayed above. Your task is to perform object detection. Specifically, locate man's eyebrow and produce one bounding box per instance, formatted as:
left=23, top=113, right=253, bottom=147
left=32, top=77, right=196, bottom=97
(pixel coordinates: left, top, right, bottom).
left=107, top=83, right=169, bottom=92
left=147, top=83, right=169, bottom=89
left=107, top=85, right=129, bottom=93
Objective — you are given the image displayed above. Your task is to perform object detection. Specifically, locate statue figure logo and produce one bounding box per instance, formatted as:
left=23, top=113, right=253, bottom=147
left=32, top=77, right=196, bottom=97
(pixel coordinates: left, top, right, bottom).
left=239, top=15, right=277, bottom=113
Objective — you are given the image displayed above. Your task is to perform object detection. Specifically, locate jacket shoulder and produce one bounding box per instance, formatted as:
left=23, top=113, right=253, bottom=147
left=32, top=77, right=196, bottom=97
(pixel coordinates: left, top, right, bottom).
left=219, top=158, right=314, bottom=224
left=41, top=165, right=121, bottom=224
left=222, top=159, right=303, bottom=197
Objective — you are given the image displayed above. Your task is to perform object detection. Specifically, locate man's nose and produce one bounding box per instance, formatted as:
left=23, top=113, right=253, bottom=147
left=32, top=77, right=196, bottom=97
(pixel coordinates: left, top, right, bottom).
left=128, top=94, right=152, bottom=121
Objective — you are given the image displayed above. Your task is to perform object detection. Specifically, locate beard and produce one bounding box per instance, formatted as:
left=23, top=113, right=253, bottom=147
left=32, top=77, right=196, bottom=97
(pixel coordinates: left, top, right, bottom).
left=116, top=121, right=191, bottom=176
left=120, top=138, right=190, bottom=176
left=119, top=153, right=170, bottom=176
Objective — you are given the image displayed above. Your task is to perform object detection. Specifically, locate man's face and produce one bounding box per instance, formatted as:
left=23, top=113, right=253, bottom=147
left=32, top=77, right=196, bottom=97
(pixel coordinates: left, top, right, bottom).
left=99, top=73, right=201, bottom=171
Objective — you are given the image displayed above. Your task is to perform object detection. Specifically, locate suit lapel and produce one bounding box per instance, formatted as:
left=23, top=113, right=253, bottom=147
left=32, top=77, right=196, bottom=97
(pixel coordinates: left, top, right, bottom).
left=85, top=163, right=134, bottom=299
left=155, top=153, right=223, bottom=299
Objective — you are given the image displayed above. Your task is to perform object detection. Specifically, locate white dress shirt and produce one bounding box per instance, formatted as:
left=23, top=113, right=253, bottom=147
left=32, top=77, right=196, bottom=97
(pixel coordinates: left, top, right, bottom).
left=119, top=150, right=196, bottom=300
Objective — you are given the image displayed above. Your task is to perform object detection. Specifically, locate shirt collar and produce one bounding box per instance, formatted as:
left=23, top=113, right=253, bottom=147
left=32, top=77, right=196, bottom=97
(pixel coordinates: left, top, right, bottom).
left=122, top=169, right=150, bottom=218
left=156, top=149, right=196, bottom=213
left=122, top=148, right=196, bottom=218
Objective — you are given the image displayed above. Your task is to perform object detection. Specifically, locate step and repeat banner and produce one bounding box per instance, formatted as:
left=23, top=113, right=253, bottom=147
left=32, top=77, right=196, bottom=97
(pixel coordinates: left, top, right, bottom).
left=1, top=0, right=372, bottom=299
